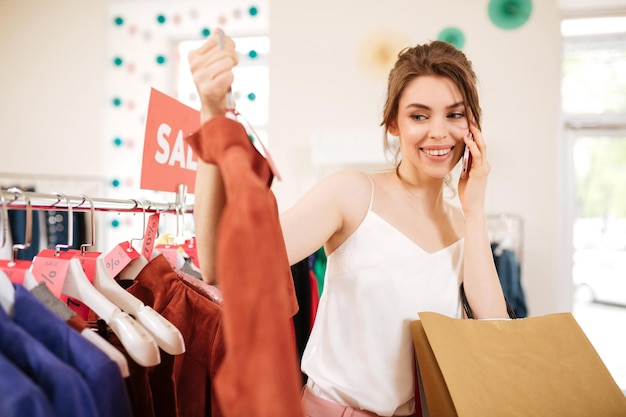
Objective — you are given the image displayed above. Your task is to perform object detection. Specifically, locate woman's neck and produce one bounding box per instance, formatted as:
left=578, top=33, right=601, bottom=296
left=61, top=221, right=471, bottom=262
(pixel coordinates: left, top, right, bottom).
left=394, top=164, right=446, bottom=215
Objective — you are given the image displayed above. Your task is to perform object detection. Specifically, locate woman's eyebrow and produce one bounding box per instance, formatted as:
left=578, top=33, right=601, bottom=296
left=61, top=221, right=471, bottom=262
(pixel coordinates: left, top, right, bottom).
left=405, top=101, right=465, bottom=110
left=447, top=101, right=465, bottom=109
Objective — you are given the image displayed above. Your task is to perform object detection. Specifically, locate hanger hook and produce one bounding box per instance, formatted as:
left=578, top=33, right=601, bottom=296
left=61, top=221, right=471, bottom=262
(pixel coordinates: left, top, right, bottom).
left=6, top=187, right=32, bottom=262
left=175, top=184, right=187, bottom=243
left=50, top=192, right=74, bottom=255
left=77, top=194, right=96, bottom=256
left=129, top=199, right=147, bottom=251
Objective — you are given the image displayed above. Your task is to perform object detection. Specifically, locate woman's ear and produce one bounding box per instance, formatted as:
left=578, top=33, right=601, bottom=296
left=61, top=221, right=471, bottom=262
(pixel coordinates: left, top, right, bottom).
left=388, top=121, right=399, bottom=137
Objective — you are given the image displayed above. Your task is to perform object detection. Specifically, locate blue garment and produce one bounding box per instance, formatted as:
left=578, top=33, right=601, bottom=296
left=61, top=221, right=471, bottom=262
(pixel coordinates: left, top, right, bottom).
left=12, top=284, right=133, bottom=417
left=0, top=351, right=55, bottom=417
left=0, top=302, right=99, bottom=417
left=491, top=245, right=528, bottom=318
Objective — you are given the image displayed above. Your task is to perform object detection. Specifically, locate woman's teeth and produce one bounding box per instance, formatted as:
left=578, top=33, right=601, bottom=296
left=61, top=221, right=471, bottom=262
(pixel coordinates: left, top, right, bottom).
left=423, top=148, right=451, bottom=156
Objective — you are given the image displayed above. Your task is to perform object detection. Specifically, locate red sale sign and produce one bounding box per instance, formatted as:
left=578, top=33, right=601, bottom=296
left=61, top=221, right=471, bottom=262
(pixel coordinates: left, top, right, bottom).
left=141, top=88, right=200, bottom=193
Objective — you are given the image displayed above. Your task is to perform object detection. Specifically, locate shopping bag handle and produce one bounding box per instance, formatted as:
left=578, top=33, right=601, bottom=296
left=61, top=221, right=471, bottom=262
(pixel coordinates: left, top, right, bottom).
left=459, top=282, right=517, bottom=319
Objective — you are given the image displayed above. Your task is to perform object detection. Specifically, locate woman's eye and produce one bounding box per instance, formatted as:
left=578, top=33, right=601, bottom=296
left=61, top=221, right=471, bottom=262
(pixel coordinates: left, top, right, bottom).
left=410, top=114, right=426, bottom=121
left=448, top=112, right=464, bottom=119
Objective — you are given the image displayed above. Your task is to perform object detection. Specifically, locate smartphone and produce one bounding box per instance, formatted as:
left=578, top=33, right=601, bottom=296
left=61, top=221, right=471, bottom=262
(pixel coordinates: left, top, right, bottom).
left=460, top=133, right=473, bottom=179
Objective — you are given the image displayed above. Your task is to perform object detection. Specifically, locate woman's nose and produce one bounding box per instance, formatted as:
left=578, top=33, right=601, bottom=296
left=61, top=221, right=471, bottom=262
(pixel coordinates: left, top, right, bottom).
left=428, top=118, right=448, bottom=140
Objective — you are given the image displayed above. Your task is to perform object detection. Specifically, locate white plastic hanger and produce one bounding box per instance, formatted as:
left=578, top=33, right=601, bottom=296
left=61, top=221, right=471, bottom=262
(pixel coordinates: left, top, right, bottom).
left=23, top=268, right=130, bottom=378
left=118, top=199, right=152, bottom=281
left=95, top=199, right=185, bottom=355
left=0, top=194, right=15, bottom=316
left=94, top=256, right=185, bottom=355
left=81, top=328, right=130, bottom=378
left=118, top=255, right=148, bottom=280
left=61, top=194, right=161, bottom=367
left=0, top=269, right=15, bottom=316
left=63, top=256, right=160, bottom=367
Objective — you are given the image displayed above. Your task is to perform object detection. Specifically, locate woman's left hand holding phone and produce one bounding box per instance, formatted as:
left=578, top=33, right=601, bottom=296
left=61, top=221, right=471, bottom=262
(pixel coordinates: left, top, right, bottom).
left=188, top=29, right=239, bottom=124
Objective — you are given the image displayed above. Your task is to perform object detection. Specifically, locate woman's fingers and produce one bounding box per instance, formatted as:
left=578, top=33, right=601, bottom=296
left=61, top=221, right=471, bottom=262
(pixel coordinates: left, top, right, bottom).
left=465, top=124, right=490, bottom=177
left=188, top=30, right=238, bottom=118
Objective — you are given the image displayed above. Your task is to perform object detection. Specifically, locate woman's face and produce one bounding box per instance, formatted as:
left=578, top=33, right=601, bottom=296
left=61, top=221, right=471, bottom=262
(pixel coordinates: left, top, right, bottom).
left=389, top=75, right=470, bottom=180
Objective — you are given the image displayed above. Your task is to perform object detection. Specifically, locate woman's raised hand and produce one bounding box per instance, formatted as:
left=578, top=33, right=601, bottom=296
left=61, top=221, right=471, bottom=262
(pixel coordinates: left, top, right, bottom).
left=457, top=121, right=490, bottom=216
left=188, top=29, right=238, bottom=123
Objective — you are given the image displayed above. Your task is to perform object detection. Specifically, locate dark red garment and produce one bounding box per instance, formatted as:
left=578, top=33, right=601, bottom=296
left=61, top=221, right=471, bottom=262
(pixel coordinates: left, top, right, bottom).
left=186, top=117, right=304, bottom=417
left=308, top=270, right=319, bottom=333
left=126, top=255, right=225, bottom=417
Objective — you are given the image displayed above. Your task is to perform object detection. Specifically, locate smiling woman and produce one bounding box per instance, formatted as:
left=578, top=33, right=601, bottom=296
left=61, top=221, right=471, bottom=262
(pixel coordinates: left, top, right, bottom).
left=188, top=32, right=510, bottom=415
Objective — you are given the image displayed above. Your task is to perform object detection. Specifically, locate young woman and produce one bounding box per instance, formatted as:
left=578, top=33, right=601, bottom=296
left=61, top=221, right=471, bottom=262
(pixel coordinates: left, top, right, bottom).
left=188, top=32, right=508, bottom=416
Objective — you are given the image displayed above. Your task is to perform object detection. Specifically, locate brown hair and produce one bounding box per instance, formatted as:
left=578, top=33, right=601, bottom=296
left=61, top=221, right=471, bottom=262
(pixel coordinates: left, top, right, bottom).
left=381, top=40, right=481, bottom=163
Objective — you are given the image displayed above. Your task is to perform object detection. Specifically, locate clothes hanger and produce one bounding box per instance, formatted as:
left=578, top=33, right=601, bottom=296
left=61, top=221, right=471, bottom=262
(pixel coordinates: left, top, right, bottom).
left=155, top=204, right=193, bottom=270
left=118, top=199, right=153, bottom=281
left=0, top=190, right=132, bottom=374
left=35, top=192, right=131, bottom=376
left=94, top=199, right=185, bottom=355
left=62, top=257, right=161, bottom=367
left=51, top=194, right=161, bottom=367
left=0, top=268, right=15, bottom=316
left=0, top=188, right=34, bottom=284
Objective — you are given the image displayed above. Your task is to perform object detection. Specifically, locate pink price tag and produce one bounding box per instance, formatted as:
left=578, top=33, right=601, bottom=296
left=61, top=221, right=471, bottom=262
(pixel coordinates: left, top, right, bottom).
left=142, top=213, right=160, bottom=259
left=75, top=251, right=100, bottom=282
left=0, top=260, right=31, bottom=284
left=103, top=242, right=139, bottom=277
left=157, top=246, right=179, bottom=268
left=31, top=250, right=71, bottom=298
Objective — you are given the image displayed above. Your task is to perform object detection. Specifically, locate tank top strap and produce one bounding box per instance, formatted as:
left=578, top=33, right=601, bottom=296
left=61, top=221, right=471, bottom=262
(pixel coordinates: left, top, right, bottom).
left=366, top=175, right=374, bottom=211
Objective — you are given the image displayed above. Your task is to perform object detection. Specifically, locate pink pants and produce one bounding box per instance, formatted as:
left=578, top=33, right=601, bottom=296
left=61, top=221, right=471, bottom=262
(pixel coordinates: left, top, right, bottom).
left=301, top=386, right=389, bottom=417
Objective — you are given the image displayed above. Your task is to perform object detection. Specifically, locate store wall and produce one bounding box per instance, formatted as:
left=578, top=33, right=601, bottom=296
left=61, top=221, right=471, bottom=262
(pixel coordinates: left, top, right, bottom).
left=0, top=0, right=108, bottom=177
left=3, top=0, right=617, bottom=316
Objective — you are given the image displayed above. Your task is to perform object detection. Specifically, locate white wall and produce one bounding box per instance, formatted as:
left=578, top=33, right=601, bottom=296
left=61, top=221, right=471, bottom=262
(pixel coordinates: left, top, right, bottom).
left=1, top=0, right=619, bottom=315
left=0, top=0, right=108, bottom=177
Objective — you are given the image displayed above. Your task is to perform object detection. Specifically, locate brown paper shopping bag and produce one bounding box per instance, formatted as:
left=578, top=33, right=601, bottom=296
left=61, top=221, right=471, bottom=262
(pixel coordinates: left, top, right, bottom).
left=411, top=312, right=626, bottom=417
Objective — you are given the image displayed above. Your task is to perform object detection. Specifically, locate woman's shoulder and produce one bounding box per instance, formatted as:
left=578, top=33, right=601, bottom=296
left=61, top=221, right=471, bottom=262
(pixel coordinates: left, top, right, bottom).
left=319, top=169, right=373, bottom=194
left=318, top=170, right=376, bottom=219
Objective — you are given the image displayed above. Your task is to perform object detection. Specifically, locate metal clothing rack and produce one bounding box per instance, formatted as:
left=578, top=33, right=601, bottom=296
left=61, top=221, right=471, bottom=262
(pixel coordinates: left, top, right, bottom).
left=0, top=185, right=193, bottom=257
left=0, top=185, right=192, bottom=215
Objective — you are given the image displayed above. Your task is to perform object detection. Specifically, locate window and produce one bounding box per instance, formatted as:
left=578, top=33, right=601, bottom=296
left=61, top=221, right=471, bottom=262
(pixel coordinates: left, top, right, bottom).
left=175, top=35, right=270, bottom=142
left=561, top=15, right=626, bottom=392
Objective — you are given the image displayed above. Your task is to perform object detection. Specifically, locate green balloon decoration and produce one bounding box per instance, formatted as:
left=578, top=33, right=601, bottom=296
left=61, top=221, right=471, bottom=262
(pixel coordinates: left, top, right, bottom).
left=488, top=0, right=532, bottom=30
left=437, top=27, right=466, bottom=50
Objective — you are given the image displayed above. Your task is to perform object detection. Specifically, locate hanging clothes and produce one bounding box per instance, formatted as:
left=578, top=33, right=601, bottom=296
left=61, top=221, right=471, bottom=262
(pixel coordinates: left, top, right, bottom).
left=45, top=210, right=87, bottom=251
left=12, top=284, right=133, bottom=417
left=186, top=116, right=304, bottom=417
left=309, top=247, right=327, bottom=297
left=119, top=254, right=225, bottom=417
left=0, top=300, right=100, bottom=417
left=0, top=351, right=55, bottom=417
left=491, top=244, right=527, bottom=318
left=291, top=258, right=312, bottom=385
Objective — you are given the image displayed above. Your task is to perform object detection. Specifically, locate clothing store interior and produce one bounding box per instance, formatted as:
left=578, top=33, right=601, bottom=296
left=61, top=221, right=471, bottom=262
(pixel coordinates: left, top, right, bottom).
left=1, top=0, right=626, bottom=416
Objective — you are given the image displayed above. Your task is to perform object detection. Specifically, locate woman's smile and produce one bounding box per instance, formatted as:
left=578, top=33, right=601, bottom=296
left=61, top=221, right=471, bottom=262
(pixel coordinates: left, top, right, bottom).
left=420, top=145, right=457, bottom=160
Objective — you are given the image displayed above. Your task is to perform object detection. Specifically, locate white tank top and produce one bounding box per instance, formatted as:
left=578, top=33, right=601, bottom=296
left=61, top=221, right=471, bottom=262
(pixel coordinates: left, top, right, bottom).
left=301, top=177, right=463, bottom=416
